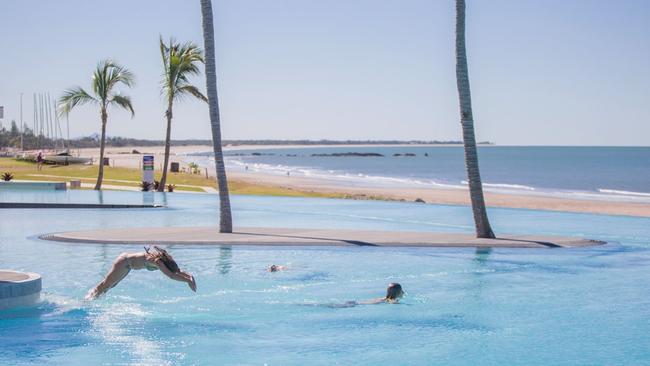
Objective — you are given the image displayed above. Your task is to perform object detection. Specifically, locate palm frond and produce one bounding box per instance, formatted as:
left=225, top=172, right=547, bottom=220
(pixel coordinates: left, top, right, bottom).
left=109, top=94, right=135, bottom=117
left=58, top=87, right=98, bottom=116
left=160, top=35, right=170, bottom=78
left=160, top=38, right=206, bottom=103
left=177, top=85, right=208, bottom=102
left=106, top=62, right=135, bottom=91
left=91, top=62, right=106, bottom=100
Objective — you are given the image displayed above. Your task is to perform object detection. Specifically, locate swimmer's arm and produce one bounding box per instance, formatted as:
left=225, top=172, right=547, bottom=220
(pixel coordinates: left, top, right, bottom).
left=155, top=260, right=197, bottom=291
left=356, top=297, right=386, bottom=305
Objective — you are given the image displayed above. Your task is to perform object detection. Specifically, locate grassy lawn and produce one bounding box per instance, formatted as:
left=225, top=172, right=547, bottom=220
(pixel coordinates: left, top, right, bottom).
left=0, top=158, right=211, bottom=192
left=0, top=157, right=354, bottom=198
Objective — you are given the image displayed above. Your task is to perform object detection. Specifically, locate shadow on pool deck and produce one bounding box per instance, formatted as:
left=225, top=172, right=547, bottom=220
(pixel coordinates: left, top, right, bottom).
left=233, top=230, right=378, bottom=247
left=493, top=238, right=562, bottom=248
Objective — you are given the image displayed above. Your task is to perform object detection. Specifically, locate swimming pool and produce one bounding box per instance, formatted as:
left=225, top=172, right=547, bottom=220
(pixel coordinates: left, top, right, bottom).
left=1, top=191, right=649, bottom=365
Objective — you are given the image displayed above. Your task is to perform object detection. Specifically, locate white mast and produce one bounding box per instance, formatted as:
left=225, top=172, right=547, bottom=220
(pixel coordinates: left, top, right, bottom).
left=20, top=92, right=24, bottom=150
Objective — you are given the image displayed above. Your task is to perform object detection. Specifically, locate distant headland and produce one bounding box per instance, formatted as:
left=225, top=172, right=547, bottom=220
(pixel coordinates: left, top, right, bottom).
left=0, top=125, right=493, bottom=150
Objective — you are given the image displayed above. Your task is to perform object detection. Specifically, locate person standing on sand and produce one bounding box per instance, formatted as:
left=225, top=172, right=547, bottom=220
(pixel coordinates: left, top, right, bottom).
left=86, top=246, right=196, bottom=300
left=36, top=151, right=43, bottom=171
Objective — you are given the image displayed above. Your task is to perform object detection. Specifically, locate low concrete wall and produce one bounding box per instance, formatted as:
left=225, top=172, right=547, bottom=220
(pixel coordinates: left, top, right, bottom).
left=0, top=181, right=66, bottom=190
left=0, top=270, right=42, bottom=310
left=0, top=202, right=161, bottom=209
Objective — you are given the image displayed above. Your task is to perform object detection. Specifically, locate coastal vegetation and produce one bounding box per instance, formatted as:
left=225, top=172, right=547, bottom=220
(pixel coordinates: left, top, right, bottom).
left=200, top=0, right=233, bottom=233
left=0, top=121, right=61, bottom=150
left=158, top=37, right=208, bottom=192
left=58, top=60, right=135, bottom=190
left=454, top=0, right=495, bottom=238
left=0, top=130, right=488, bottom=150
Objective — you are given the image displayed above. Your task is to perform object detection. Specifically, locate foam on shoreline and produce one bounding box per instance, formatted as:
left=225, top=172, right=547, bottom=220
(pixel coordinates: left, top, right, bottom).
left=185, top=154, right=650, bottom=204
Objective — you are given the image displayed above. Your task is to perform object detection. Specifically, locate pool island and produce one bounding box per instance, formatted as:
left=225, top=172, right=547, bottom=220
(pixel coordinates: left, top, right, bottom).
left=42, top=226, right=602, bottom=248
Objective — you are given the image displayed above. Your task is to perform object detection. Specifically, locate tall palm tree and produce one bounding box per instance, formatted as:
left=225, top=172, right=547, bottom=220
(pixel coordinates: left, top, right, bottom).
left=200, top=0, right=233, bottom=233
left=59, top=60, right=135, bottom=190
left=158, top=37, right=208, bottom=192
left=455, top=0, right=495, bottom=238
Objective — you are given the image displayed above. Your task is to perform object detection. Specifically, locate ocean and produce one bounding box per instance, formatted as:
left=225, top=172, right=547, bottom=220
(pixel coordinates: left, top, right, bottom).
left=189, top=146, right=650, bottom=202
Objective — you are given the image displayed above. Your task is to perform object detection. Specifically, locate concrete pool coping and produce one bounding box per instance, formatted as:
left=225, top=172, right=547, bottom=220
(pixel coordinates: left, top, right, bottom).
left=40, top=227, right=603, bottom=248
left=0, top=202, right=162, bottom=209
left=0, top=270, right=42, bottom=310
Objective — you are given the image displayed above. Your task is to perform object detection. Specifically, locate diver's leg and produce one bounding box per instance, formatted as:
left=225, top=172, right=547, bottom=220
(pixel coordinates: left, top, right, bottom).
left=86, top=256, right=131, bottom=299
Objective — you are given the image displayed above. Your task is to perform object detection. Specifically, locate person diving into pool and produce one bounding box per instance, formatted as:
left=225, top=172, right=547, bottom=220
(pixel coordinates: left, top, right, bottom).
left=85, top=246, right=197, bottom=300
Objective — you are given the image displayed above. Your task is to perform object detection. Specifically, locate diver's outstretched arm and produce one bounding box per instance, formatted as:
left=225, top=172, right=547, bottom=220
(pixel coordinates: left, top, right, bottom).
left=86, top=256, right=131, bottom=300
left=155, top=260, right=197, bottom=292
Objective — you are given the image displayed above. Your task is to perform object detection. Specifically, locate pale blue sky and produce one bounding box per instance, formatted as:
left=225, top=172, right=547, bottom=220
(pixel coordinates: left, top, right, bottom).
left=0, top=0, right=648, bottom=145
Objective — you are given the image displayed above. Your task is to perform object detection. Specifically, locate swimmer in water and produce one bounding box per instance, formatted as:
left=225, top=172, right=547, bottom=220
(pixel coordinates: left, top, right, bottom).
left=267, top=264, right=288, bottom=272
left=85, top=246, right=196, bottom=300
left=356, top=283, right=405, bottom=305
left=305, top=283, right=405, bottom=308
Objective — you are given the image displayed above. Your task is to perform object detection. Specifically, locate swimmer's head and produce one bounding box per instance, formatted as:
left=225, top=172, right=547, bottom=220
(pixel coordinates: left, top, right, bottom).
left=385, top=283, right=404, bottom=300
left=145, top=246, right=180, bottom=273
left=268, top=265, right=280, bottom=272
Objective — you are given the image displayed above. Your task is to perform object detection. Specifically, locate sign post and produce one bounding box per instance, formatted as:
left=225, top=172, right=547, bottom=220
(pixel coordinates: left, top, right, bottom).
left=142, top=155, right=154, bottom=188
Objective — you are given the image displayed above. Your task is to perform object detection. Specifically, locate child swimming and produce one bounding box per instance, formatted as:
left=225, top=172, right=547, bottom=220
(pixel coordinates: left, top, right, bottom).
left=85, top=246, right=196, bottom=300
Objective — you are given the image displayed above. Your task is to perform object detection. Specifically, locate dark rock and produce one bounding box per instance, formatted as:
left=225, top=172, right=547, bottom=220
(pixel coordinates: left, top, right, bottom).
left=311, top=152, right=384, bottom=157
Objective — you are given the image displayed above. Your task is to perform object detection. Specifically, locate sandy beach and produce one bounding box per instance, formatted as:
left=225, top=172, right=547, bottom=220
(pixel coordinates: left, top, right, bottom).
left=74, top=145, right=650, bottom=217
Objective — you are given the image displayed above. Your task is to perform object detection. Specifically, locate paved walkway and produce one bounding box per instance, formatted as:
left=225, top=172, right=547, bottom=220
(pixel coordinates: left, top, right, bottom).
left=41, top=227, right=603, bottom=248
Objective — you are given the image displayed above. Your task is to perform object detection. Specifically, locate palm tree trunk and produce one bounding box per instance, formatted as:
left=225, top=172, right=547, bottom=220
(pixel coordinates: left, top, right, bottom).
left=158, top=101, right=173, bottom=192
left=94, top=108, right=107, bottom=190
left=455, top=0, right=495, bottom=238
left=200, top=0, right=233, bottom=233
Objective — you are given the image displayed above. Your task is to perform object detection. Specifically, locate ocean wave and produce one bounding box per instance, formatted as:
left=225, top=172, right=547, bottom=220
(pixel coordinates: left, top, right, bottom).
left=189, top=154, right=650, bottom=203
left=461, top=180, right=536, bottom=191
left=597, top=189, right=650, bottom=197
left=222, top=157, right=465, bottom=189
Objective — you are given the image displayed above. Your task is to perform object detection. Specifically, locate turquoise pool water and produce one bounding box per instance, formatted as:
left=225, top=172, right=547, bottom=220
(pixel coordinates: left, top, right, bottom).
left=1, top=191, right=649, bottom=365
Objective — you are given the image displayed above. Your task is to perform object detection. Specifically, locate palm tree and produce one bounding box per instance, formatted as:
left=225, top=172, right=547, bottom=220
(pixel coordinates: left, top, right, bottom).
left=454, top=0, right=495, bottom=238
left=200, top=0, right=233, bottom=233
left=158, top=37, right=208, bottom=192
left=59, top=60, right=135, bottom=190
